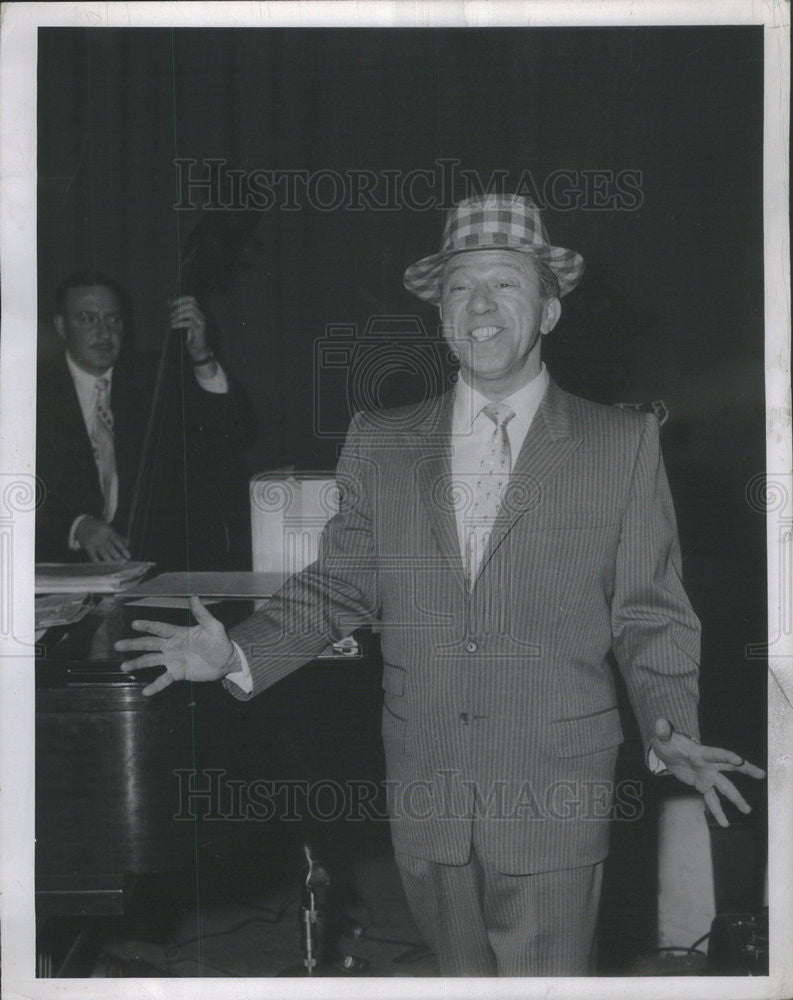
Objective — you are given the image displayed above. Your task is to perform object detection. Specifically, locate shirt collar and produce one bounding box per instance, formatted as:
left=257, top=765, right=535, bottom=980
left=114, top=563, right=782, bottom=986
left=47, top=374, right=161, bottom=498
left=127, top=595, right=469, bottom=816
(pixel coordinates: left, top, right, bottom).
left=65, top=350, right=113, bottom=391
left=452, top=364, right=549, bottom=434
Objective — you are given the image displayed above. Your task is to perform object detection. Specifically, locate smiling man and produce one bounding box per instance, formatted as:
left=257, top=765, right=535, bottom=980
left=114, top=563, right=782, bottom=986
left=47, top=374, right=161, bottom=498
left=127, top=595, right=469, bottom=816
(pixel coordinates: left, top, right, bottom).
left=439, top=249, right=560, bottom=397
left=36, top=270, right=255, bottom=568
left=117, top=195, right=764, bottom=976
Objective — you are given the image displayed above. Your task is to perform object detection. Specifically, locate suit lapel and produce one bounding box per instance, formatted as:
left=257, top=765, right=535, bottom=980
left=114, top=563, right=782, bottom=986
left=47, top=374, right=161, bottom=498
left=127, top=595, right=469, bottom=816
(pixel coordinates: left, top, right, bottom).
left=49, top=357, right=103, bottom=489
left=412, top=392, right=468, bottom=592
left=473, top=380, right=583, bottom=586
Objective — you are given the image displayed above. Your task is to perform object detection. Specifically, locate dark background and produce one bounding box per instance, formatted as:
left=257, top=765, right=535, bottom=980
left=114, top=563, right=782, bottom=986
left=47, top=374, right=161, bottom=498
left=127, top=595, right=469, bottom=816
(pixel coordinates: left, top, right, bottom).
left=37, top=27, right=766, bottom=766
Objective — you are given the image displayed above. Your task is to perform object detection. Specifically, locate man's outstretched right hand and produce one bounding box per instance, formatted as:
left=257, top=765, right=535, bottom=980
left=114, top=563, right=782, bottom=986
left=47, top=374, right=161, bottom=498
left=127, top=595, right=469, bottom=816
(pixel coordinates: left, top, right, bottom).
left=115, top=595, right=239, bottom=696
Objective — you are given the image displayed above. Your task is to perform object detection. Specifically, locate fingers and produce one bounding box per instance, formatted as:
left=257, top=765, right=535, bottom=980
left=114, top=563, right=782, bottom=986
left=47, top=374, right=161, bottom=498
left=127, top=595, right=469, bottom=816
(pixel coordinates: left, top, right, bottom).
left=117, top=649, right=175, bottom=697
left=118, top=655, right=174, bottom=696
left=169, top=296, right=205, bottom=340
left=116, top=636, right=166, bottom=653
left=189, top=595, right=216, bottom=627
left=86, top=538, right=123, bottom=562
left=713, top=773, right=752, bottom=815
left=99, top=531, right=130, bottom=561
left=81, top=524, right=131, bottom=563
left=131, top=619, right=179, bottom=637
left=142, top=672, right=175, bottom=697
left=703, top=772, right=756, bottom=828
left=171, top=303, right=197, bottom=328
left=735, top=759, right=766, bottom=780
left=169, top=294, right=198, bottom=310
left=110, top=538, right=131, bottom=561
left=653, top=718, right=673, bottom=742
left=119, top=653, right=165, bottom=671
left=169, top=295, right=198, bottom=319
left=699, top=746, right=766, bottom=779
left=114, top=624, right=174, bottom=652
left=700, top=745, right=745, bottom=766
left=703, top=787, right=729, bottom=828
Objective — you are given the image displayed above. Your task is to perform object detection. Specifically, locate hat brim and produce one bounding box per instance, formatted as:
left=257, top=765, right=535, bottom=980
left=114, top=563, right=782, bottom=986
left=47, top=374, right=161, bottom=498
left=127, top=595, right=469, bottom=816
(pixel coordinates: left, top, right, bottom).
left=403, top=243, right=584, bottom=304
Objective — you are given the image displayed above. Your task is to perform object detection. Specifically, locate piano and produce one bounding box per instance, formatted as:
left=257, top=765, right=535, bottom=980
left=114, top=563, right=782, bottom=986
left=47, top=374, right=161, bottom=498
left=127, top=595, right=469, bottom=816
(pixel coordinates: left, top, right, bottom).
left=35, top=594, right=384, bottom=972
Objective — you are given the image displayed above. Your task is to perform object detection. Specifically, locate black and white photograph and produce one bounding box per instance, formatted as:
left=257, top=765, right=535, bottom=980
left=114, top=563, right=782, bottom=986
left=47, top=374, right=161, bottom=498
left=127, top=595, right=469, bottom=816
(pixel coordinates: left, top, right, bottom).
left=0, top=2, right=790, bottom=998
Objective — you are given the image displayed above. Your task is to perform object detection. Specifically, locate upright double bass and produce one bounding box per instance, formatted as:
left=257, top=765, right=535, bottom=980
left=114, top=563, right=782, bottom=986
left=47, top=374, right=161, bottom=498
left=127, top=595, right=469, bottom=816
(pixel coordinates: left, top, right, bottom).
left=124, top=212, right=260, bottom=569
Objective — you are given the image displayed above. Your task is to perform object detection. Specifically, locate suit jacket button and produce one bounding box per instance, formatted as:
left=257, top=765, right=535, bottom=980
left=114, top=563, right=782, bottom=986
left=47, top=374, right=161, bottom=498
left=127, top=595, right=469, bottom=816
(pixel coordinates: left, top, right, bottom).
left=465, top=640, right=478, bottom=653
left=459, top=712, right=469, bottom=724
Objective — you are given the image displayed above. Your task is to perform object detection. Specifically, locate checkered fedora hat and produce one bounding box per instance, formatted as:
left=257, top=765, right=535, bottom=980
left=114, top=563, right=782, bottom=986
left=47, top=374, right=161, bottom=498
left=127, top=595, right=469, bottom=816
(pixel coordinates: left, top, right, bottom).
left=403, top=193, right=584, bottom=303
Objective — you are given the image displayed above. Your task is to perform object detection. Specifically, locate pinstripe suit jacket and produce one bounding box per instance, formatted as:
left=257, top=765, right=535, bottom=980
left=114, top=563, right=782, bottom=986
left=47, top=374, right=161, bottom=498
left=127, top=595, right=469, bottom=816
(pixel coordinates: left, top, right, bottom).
left=229, top=380, right=700, bottom=873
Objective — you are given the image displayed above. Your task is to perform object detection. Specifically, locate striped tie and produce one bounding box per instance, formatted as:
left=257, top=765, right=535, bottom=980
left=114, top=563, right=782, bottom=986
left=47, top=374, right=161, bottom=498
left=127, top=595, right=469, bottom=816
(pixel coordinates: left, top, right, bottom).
left=90, top=375, right=116, bottom=523
left=465, top=402, right=515, bottom=586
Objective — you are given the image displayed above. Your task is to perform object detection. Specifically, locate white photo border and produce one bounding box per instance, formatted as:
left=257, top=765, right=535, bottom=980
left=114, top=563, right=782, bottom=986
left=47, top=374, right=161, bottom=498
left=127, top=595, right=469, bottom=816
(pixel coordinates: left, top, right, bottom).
left=1, top=2, right=789, bottom=999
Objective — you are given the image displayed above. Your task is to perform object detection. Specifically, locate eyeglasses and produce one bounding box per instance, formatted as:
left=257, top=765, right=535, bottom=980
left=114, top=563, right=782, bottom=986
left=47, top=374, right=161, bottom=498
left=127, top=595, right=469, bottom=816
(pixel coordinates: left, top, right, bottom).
left=71, top=311, right=124, bottom=331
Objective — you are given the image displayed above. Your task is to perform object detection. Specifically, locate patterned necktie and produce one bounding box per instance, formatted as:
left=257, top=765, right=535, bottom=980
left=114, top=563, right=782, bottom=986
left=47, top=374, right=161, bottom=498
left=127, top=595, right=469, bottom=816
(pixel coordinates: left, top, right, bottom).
left=465, top=402, right=515, bottom=586
left=90, top=376, right=117, bottom=523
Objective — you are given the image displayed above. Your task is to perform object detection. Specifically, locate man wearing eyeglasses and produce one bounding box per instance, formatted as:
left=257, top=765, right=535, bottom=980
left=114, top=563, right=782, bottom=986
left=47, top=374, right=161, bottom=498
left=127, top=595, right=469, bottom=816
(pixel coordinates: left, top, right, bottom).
left=36, top=271, right=254, bottom=568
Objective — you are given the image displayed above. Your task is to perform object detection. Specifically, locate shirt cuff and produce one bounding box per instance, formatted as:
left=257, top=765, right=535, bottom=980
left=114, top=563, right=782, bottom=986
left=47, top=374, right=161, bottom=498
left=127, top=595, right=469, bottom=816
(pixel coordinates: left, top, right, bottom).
left=647, top=728, right=699, bottom=775
left=647, top=747, right=669, bottom=775
left=68, top=514, right=91, bottom=551
left=193, top=361, right=228, bottom=394
left=224, top=641, right=253, bottom=693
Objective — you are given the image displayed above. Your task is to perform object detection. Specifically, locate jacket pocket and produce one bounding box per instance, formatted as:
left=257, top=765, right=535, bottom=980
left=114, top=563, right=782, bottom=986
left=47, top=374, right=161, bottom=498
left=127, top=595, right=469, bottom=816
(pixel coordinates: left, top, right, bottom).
left=552, top=706, right=624, bottom=758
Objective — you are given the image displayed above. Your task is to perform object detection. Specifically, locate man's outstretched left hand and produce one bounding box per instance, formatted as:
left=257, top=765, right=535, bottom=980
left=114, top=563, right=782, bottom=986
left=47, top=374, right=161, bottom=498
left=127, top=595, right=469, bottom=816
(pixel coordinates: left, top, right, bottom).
left=651, top=718, right=765, bottom=827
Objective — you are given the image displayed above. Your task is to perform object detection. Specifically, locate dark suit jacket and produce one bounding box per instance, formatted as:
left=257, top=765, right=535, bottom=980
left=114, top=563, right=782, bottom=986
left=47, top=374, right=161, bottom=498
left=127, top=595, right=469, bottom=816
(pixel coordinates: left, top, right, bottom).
left=36, top=352, right=255, bottom=569
left=227, top=381, right=701, bottom=873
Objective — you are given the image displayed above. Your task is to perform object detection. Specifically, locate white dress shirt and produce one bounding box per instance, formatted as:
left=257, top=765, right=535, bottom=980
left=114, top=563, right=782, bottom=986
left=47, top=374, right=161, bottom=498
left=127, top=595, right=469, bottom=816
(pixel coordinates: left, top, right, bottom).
left=450, top=365, right=549, bottom=562
left=66, top=350, right=229, bottom=548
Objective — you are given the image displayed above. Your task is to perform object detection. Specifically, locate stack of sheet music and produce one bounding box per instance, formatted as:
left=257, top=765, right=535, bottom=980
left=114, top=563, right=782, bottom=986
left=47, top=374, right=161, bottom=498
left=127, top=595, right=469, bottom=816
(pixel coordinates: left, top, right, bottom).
left=35, top=561, right=155, bottom=594
left=34, top=593, right=94, bottom=631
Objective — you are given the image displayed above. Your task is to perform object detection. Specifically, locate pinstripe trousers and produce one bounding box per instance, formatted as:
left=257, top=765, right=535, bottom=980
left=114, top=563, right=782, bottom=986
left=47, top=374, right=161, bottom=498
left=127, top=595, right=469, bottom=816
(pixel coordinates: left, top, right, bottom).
left=395, top=818, right=603, bottom=977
